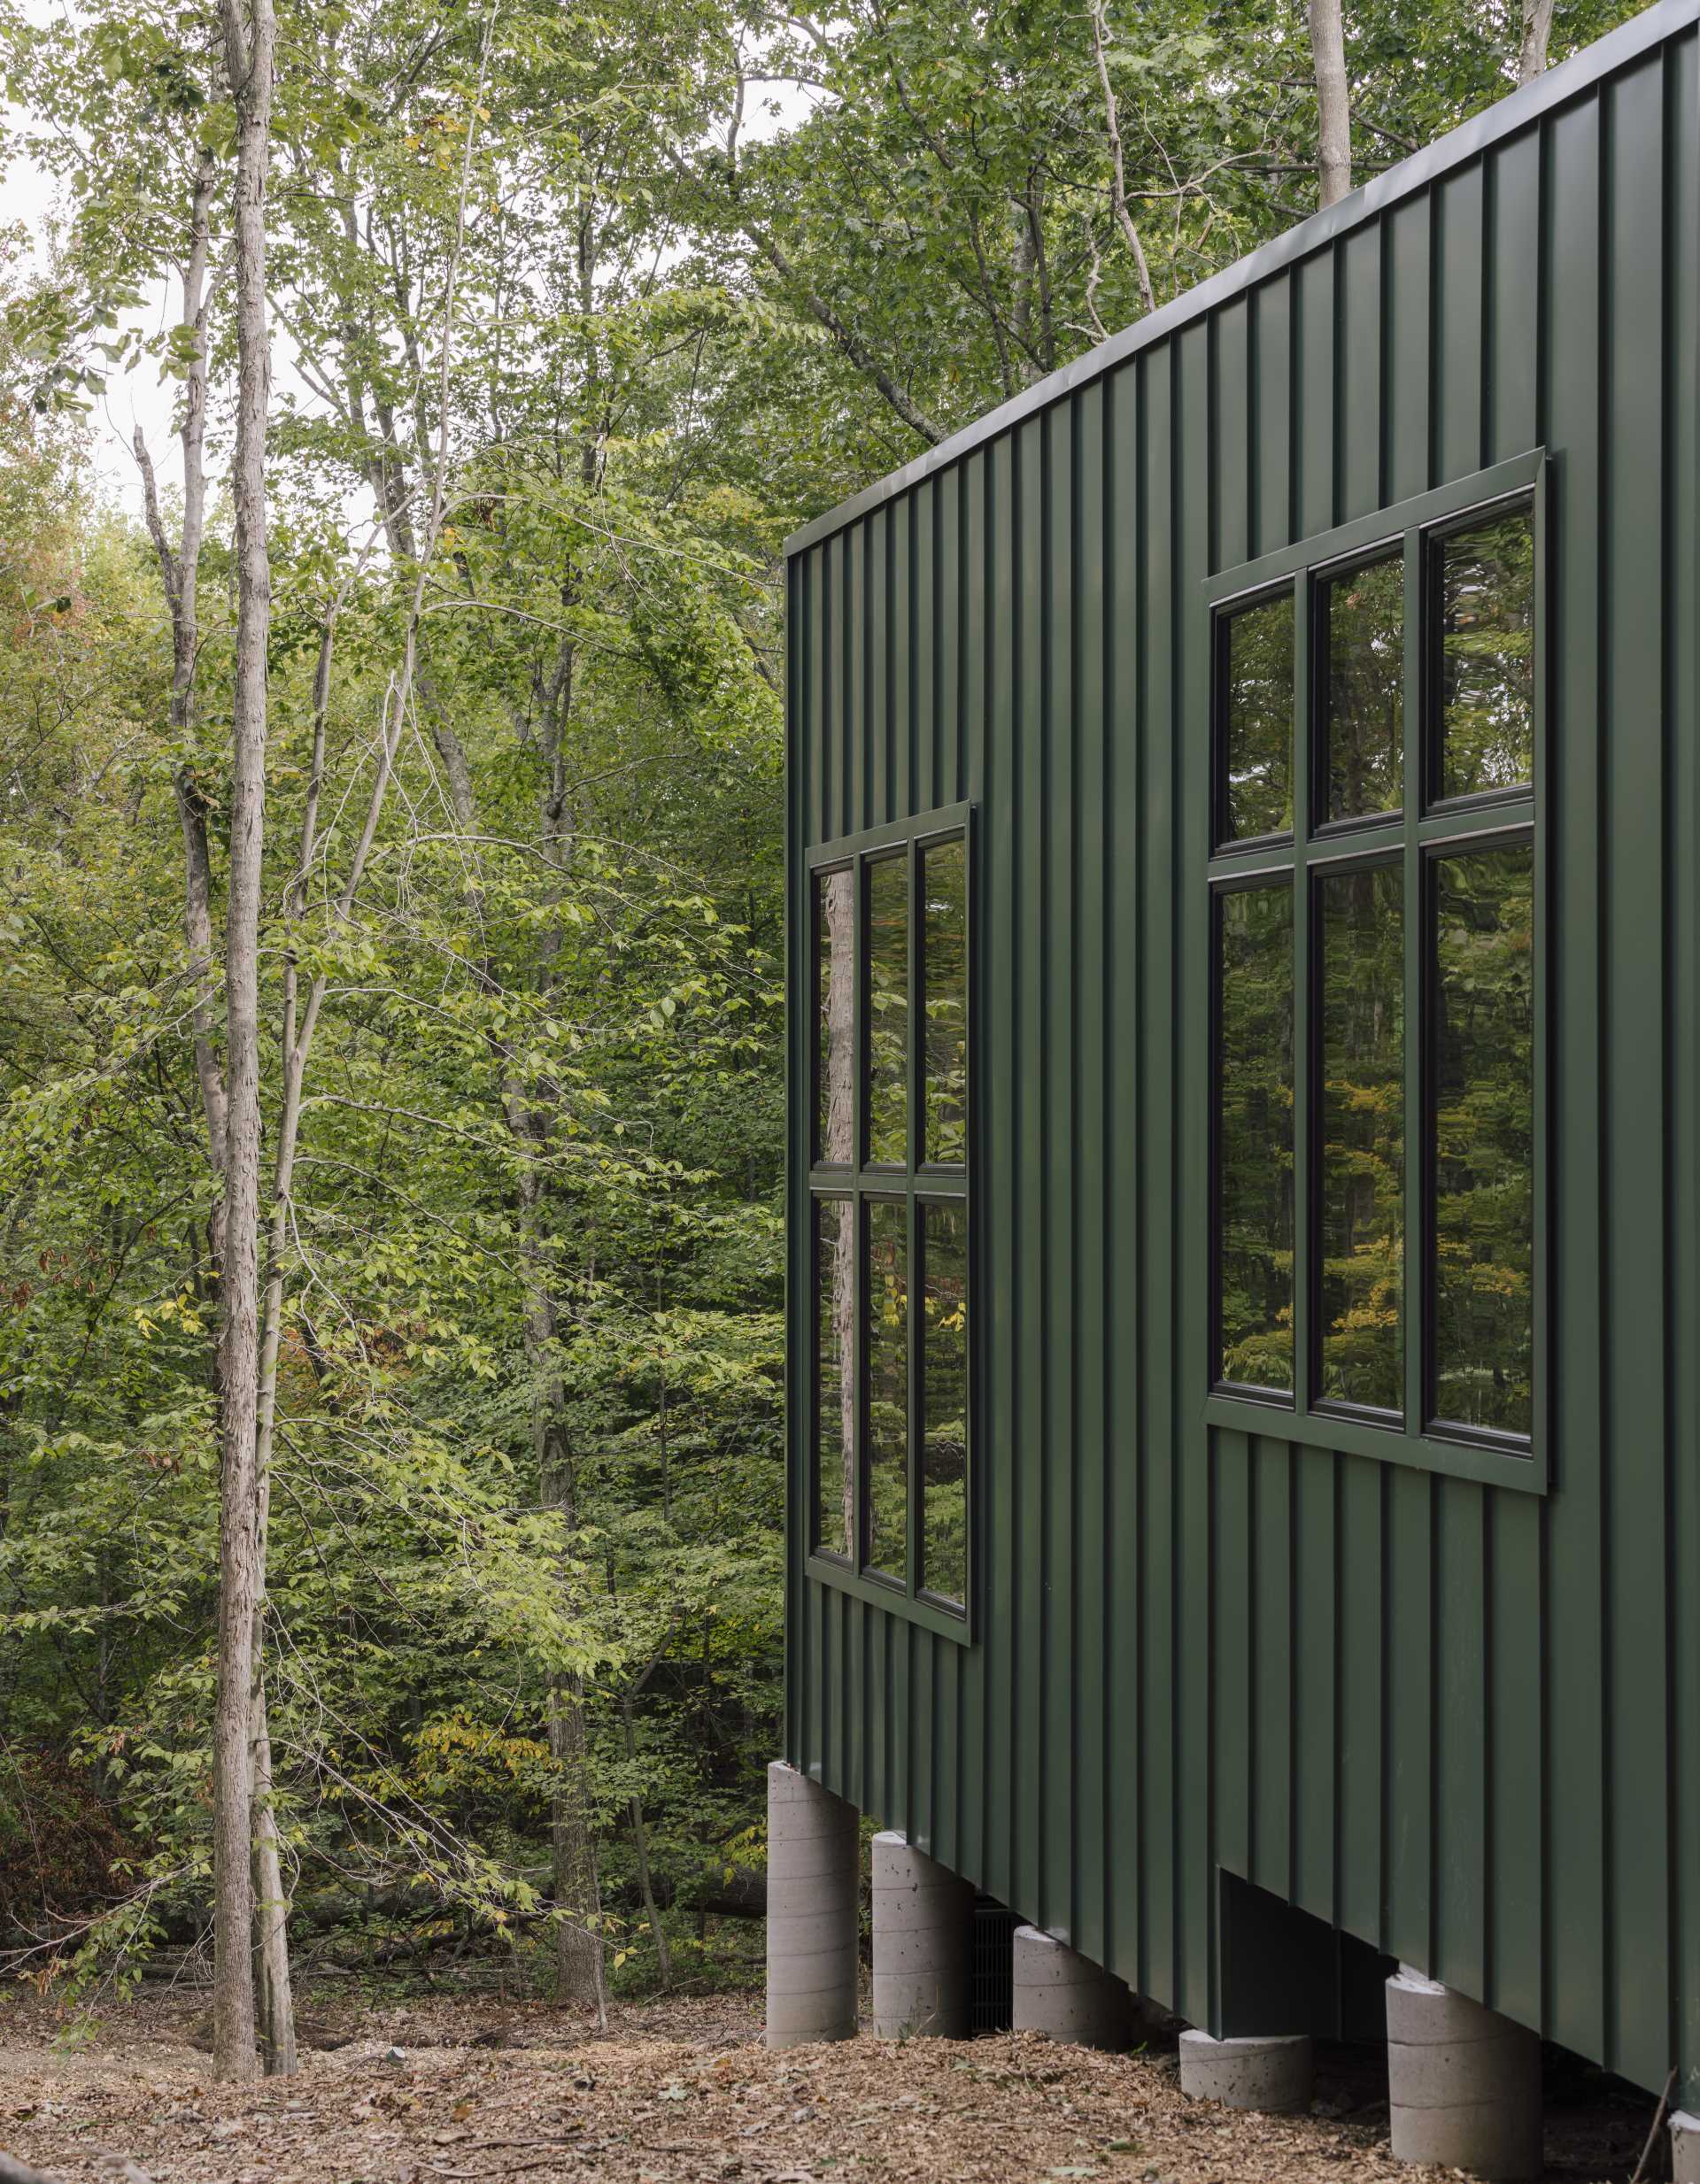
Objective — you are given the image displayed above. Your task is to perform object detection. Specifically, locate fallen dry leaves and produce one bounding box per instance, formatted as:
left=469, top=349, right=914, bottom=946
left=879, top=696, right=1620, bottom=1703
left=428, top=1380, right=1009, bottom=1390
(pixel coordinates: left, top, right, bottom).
left=0, top=1987, right=1653, bottom=2184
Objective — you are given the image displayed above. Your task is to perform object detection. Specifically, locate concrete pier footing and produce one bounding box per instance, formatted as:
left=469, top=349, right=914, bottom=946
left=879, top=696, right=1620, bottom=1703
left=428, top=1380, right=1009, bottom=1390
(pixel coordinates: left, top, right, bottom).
left=1671, top=2111, right=1700, bottom=2184
left=1178, top=2029, right=1315, bottom=2112
left=1385, top=1968, right=1543, bottom=2180
left=765, top=1760, right=860, bottom=2048
left=870, top=1832, right=974, bottom=2038
left=1011, top=1926, right=1134, bottom=2049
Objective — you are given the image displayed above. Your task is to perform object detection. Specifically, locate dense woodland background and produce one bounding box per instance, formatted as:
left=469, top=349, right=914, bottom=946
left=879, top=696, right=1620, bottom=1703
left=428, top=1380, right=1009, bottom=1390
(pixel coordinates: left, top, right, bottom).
left=0, top=0, right=1637, bottom=2057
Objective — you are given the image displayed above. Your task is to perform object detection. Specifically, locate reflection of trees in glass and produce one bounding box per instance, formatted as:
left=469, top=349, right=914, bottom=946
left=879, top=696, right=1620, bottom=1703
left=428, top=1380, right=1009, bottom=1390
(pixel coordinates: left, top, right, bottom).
left=1324, top=557, right=1403, bottom=820
left=865, top=1202, right=908, bottom=1575
left=1318, top=863, right=1403, bottom=1410
left=921, top=1203, right=967, bottom=1603
left=1217, top=884, right=1294, bottom=1390
left=1432, top=845, right=1534, bottom=1435
left=1438, top=507, right=1534, bottom=799
left=1222, top=592, right=1294, bottom=840
left=867, top=856, right=908, bottom=1161
left=815, top=1199, right=855, bottom=1555
left=923, top=840, right=967, bottom=1165
left=815, top=868, right=854, bottom=1163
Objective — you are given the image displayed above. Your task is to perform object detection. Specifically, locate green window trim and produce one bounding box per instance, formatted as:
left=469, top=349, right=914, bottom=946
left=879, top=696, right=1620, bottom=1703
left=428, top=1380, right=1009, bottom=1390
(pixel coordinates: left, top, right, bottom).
left=1203, top=451, right=1549, bottom=1497
left=804, top=803, right=976, bottom=1635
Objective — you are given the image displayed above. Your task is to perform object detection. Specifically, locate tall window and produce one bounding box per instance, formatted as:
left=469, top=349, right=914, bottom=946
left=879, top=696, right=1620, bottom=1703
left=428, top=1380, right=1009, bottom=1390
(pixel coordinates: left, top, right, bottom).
left=810, top=807, right=971, bottom=1617
left=1209, top=463, right=1542, bottom=1469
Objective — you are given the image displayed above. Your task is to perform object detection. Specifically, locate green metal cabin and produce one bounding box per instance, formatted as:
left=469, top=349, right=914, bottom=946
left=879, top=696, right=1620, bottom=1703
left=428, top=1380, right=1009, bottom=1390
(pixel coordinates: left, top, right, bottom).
left=783, top=0, right=1700, bottom=2111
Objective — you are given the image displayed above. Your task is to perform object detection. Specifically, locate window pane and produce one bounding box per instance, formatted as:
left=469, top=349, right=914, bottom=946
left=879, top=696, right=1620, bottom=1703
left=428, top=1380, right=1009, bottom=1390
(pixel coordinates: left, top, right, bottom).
left=1322, top=555, right=1403, bottom=820
left=1437, top=506, right=1534, bottom=799
left=921, top=1202, right=968, bottom=1605
left=865, top=1202, right=908, bottom=1578
left=923, top=838, right=967, bottom=1164
left=1432, top=843, right=1534, bottom=1437
left=866, top=855, right=908, bottom=1162
left=1220, top=591, right=1294, bottom=842
left=815, top=868, right=854, bottom=1163
left=815, top=1199, right=854, bottom=1557
left=1216, top=884, right=1294, bottom=1391
left=1317, top=863, right=1404, bottom=1412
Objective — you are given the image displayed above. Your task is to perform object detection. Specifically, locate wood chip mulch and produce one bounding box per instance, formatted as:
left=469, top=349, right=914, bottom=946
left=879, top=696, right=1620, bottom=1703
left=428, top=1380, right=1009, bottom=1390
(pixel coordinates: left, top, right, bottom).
left=0, top=1987, right=1658, bottom=2184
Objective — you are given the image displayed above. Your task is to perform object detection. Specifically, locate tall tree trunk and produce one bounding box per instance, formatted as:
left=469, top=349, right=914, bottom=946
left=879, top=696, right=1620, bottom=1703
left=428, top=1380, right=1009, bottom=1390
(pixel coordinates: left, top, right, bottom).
left=1517, top=0, right=1554, bottom=85
left=251, top=1682, right=296, bottom=2072
left=1308, top=0, right=1353, bottom=210
left=211, top=0, right=278, bottom=2086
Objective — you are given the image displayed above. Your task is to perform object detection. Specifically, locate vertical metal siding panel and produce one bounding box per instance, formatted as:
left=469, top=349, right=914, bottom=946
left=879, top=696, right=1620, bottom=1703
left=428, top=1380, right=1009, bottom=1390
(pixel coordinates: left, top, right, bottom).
left=1175, top=319, right=1213, bottom=2025
left=1215, top=1429, right=1253, bottom=1890
left=1105, top=359, right=1145, bottom=1990
left=1338, top=1462, right=1386, bottom=1949
left=1297, top=248, right=1337, bottom=533
left=912, top=1630, right=934, bottom=1851
left=1214, top=300, right=1250, bottom=570
left=1249, top=1431, right=1293, bottom=1902
left=846, top=525, right=865, bottom=835
left=1339, top=221, right=1383, bottom=521
left=1487, top=129, right=1541, bottom=466
left=1074, top=381, right=1109, bottom=1966
left=869, top=510, right=890, bottom=825
left=1251, top=278, right=1293, bottom=558
left=1336, top=242, right=1388, bottom=1956
left=869, top=1600, right=890, bottom=1824
left=892, top=498, right=913, bottom=815
left=1042, top=405, right=1077, bottom=1939
left=956, top=449, right=987, bottom=1888
left=1434, top=161, right=1486, bottom=480
left=1386, top=1470, right=1435, bottom=1966
left=1433, top=1488, right=1488, bottom=1995
left=1291, top=243, right=1339, bottom=1938
left=1484, top=113, right=1546, bottom=2035
left=1488, top=1500, right=1542, bottom=2023
left=1542, top=87, right=1609, bottom=2072
left=1140, top=342, right=1178, bottom=2008
left=800, top=545, right=825, bottom=1773
left=785, top=552, right=803, bottom=1768
left=1670, top=26, right=1700, bottom=2109
left=985, top=431, right=1018, bottom=1910
left=1602, top=55, right=1673, bottom=2088
left=1292, top=1450, right=1339, bottom=1926
left=1210, top=334, right=1253, bottom=1941
left=914, top=487, right=935, bottom=815
left=1016, top=413, right=1047, bottom=1929
left=1385, top=196, right=1433, bottom=505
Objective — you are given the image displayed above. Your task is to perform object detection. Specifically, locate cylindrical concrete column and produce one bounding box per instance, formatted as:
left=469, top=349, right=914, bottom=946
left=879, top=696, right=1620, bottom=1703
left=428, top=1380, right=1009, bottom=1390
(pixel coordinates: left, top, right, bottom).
left=1178, top=2030, right=1314, bottom=2112
left=765, top=1760, right=860, bottom=2048
left=1012, top=1925, right=1133, bottom=2049
left=1386, top=1968, right=1543, bottom=2180
left=870, top=1831, right=974, bottom=2039
left=1670, top=2110, right=1699, bottom=2184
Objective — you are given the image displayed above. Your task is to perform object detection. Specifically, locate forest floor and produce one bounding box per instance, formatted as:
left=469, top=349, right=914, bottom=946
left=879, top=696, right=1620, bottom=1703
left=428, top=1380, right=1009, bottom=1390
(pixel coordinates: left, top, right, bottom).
left=0, top=1983, right=1663, bottom=2184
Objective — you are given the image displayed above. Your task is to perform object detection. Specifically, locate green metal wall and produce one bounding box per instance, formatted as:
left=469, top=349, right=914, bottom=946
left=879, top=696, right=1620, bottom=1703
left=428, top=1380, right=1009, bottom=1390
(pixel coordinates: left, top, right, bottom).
left=784, top=3, right=1700, bottom=2103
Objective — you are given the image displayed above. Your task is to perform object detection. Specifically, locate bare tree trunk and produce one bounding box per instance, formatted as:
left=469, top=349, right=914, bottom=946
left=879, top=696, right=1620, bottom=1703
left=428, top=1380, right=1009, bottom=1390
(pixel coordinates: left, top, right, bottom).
left=251, top=1682, right=296, bottom=2073
left=211, top=0, right=277, bottom=2087
left=1308, top=0, right=1353, bottom=210
left=1088, top=0, right=1156, bottom=319
left=1517, top=0, right=1554, bottom=84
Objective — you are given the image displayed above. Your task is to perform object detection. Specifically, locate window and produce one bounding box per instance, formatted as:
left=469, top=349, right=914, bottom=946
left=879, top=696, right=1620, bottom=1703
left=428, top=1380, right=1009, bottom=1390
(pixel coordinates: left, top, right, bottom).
left=808, top=806, right=972, bottom=1621
left=1208, top=458, right=1543, bottom=1478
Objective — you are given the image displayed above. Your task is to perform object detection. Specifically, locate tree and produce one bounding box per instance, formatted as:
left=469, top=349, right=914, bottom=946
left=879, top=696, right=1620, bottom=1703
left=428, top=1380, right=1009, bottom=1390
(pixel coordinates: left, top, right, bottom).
left=1309, top=0, right=1353, bottom=208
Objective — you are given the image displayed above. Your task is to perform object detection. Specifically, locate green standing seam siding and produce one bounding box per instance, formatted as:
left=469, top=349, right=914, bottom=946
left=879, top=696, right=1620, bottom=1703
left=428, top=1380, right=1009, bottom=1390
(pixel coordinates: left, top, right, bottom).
left=785, top=4, right=1700, bottom=2108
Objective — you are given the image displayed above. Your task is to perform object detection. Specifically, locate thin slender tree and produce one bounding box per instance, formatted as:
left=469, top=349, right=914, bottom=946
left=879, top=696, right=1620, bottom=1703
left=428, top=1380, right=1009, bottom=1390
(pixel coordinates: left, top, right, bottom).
left=1308, top=0, right=1353, bottom=209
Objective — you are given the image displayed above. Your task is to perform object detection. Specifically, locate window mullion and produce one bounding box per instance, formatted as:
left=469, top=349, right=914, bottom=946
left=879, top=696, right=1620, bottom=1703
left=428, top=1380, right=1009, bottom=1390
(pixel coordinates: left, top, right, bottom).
left=1401, top=531, right=1426, bottom=1438
left=1291, top=577, right=1313, bottom=1417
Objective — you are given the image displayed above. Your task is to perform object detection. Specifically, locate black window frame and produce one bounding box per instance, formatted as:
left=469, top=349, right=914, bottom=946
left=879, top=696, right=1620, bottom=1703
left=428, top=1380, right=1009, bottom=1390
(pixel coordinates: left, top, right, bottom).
left=804, top=803, right=975, bottom=1637
left=1202, top=451, right=1549, bottom=1497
